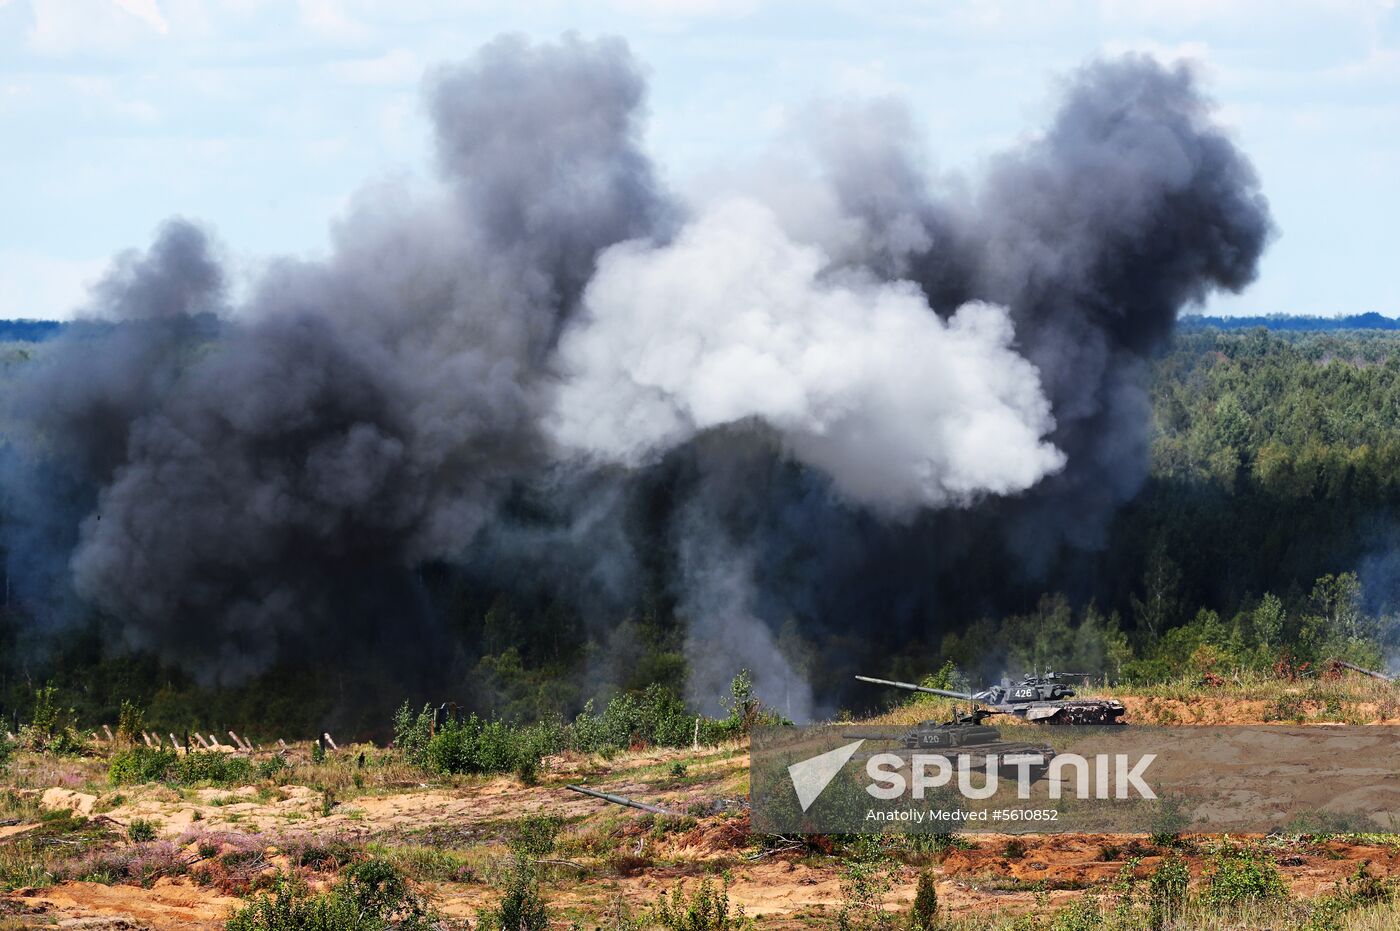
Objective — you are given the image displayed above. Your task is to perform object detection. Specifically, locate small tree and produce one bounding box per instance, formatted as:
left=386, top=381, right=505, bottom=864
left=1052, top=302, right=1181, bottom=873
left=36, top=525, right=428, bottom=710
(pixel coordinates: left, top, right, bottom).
left=116, top=700, right=145, bottom=746
left=908, top=872, right=938, bottom=931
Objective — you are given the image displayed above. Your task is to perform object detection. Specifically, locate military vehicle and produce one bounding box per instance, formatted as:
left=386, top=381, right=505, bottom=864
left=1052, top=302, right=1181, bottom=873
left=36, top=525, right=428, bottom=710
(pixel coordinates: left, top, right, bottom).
left=856, top=671, right=1126, bottom=724
left=847, top=707, right=1057, bottom=780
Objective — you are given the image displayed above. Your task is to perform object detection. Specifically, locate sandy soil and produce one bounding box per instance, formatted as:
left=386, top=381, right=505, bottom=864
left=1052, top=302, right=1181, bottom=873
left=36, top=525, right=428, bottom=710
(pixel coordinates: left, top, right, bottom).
left=4, top=700, right=1400, bottom=930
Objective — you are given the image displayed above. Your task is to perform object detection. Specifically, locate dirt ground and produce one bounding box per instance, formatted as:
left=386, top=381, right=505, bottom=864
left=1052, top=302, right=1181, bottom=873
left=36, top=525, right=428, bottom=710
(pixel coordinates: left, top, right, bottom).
left=5, top=690, right=1400, bottom=930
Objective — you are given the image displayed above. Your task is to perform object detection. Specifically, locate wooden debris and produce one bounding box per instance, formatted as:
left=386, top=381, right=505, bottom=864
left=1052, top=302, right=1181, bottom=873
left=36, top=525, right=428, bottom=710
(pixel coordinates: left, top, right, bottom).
left=322, top=732, right=338, bottom=751
left=102, top=725, right=115, bottom=742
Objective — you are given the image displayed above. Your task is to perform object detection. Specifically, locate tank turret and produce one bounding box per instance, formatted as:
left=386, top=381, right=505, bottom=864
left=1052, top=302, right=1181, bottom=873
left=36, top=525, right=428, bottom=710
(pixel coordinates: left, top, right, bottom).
left=856, top=671, right=1127, bottom=725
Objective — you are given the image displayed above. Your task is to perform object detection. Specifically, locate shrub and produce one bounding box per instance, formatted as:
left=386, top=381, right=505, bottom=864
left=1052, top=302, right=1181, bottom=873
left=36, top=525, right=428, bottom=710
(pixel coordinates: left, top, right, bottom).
left=16, top=684, right=84, bottom=755
left=1202, top=844, right=1287, bottom=906
left=477, top=817, right=561, bottom=931
left=1147, top=854, right=1189, bottom=929
left=416, top=714, right=545, bottom=777
left=107, top=750, right=257, bottom=791
left=225, top=859, right=437, bottom=931
left=653, top=874, right=751, bottom=931
left=478, top=858, right=549, bottom=931
left=110, top=747, right=177, bottom=785
left=172, top=752, right=253, bottom=787
left=127, top=819, right=158, bottom=843
left=116, top=700, right=146, bottom=745
left=908, top=871, right=938, bottom=931
left=257, top=756, right=289, bottom=781
left=836, top=854, right=894, bottom=931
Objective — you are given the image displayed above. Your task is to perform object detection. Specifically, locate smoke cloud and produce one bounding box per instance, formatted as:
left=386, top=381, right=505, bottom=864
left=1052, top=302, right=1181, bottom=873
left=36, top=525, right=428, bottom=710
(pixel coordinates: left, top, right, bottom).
left=0, top=40, right=1271, bottom=711
left=550, top=198, right=1064, bottom=512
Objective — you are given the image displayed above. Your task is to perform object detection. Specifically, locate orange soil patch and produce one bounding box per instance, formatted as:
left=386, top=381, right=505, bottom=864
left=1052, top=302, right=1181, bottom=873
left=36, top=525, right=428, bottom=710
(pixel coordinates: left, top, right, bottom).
left=6, top=877, right=242, bottom=930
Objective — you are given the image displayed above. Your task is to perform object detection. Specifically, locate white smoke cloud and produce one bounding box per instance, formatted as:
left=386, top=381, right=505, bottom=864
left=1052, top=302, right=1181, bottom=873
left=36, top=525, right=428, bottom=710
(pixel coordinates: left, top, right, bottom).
left=550, top=198, right=1066, bottom=512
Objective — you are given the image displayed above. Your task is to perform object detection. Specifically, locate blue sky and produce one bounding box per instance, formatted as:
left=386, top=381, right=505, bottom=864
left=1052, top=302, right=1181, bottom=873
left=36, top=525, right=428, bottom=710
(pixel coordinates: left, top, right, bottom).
left=1, top=0, right=1398, bottom=319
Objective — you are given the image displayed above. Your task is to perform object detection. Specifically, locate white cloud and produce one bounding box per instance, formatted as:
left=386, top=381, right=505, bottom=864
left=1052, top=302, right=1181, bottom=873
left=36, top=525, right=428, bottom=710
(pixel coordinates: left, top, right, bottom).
left=27, top=0, right=168, bottom=54
left=113, top=0, right=169, bottom=34
left=297, top=0, right=369, bottom=40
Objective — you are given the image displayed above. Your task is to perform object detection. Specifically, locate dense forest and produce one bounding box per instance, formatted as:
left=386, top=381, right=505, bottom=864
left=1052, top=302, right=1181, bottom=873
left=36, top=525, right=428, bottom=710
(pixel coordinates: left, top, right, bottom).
left=3, top=324, right=1400, bottom=738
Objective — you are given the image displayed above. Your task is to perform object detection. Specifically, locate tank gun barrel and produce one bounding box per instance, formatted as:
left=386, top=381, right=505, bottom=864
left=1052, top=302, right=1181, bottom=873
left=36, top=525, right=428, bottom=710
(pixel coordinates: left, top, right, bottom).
left=854, top=675, right=984, bottom=702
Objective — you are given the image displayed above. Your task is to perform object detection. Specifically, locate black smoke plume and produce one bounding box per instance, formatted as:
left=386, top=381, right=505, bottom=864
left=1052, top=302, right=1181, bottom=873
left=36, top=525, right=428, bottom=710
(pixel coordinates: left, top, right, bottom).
left=0, top=41, right=1270, bottom=715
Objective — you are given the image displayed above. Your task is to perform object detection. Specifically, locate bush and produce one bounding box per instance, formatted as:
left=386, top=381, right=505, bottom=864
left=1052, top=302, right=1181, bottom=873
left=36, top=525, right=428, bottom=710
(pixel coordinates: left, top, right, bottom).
left=110, top=747, right=177, bottom=785
left=16, top=685, right=84, bottom=755
left=393, top=707, right=549, bottom=778
left=1202, top=844, right=1287, bottom=906
left=908, top=872, right=938, bottom=931
left=116, top=700, right=146, bottom=745
left=257, top=756, right=289, bottom=781
left=477, top=817, right=561, bottom=931
left=1148, top=854, right=1189, bottom=929
left=127, top=818, right=158, bottom=842
left=478, top=859, right=549, bottom=931
left=173, top=752, right=253, bottom=787
left=109, top=748, right=254, bottom=787
left=225, top=859, right=437, bottom=931
left=653, top=874, right=751, bottom=931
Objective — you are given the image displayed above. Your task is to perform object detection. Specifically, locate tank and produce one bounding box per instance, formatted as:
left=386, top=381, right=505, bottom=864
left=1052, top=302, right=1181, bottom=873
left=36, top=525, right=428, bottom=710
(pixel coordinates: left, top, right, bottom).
left=856, top=671, right=1127, bottom=725
left=846, top=707, right=1057, bottom=780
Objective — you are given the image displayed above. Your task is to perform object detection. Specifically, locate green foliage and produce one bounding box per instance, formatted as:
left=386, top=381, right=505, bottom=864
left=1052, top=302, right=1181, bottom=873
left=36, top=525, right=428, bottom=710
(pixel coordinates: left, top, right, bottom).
left=477, top=816, right=561, bottom=931
left=421, top=713, right=546, bottom=777
left=109, top=747, right=256, bottom=787
left=109, top=746, right=177, bottom=785
left=392, top=673, right=768, bottom=780
left=0, top=732, right=13, bottom=771
left=257, top=755, right=289, bottom=781
left=172, top=752, right=253, bottom=786
left=836, top=843, right=896, bottom=931
left=116, top=700, right=145, bottom=745
left=908, top=871, right=938, bottom=931
left=127, top=818, right=157, bottom=842
left=0, top=838, right=52, bottom=891
left=310, top=739, right=326, bottom=764
left=652, top=874, right=752, bottom=931
left=224, top=859, right=438, bottom=931
left=510, top=815, right=561, bottom=859
left=1202, top=844, right=1288, bottom=906
left=16, top=684, right=84, bottom=755
left=1147, top=854, right=1189, bottom=929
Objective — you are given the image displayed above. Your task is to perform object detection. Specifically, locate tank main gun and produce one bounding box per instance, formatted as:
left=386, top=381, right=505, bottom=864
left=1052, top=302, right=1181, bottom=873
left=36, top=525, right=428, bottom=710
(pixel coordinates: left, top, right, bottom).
left=852, top=675, right=993, bottom=703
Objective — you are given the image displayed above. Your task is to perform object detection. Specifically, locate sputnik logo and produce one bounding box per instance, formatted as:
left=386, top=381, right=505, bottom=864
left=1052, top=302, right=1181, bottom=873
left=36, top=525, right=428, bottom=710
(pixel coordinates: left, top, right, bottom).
left=788, top=740, right=864, bottom=811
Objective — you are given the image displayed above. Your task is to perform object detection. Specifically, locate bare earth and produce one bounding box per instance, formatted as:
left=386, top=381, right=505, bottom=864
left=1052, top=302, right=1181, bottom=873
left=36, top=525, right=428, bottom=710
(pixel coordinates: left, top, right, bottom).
left=5, top=726, right=1400, bottom=930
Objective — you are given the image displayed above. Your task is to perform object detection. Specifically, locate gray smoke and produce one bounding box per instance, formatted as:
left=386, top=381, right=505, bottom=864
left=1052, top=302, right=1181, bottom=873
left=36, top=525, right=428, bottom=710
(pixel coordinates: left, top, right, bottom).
left=1, top=43, right=1271, bottom=709
left=3, top=34, right=670, bottom=682
left=806, top=56, right=1272, bottom=557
